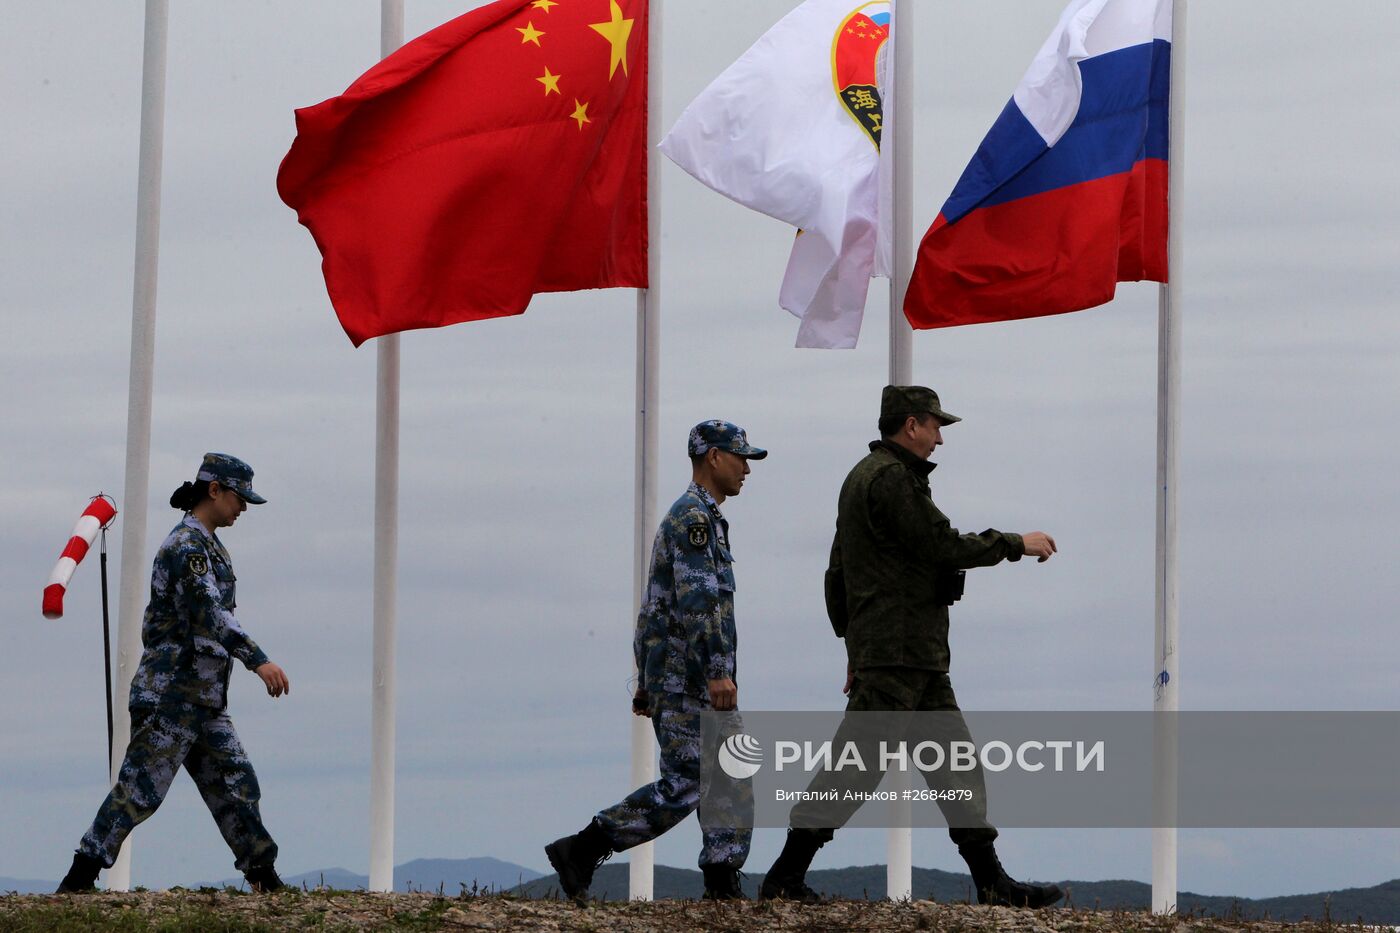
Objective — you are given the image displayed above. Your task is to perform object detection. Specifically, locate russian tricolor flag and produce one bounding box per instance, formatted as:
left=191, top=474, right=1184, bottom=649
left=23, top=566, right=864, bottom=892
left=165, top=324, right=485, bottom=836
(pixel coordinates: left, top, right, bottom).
left=905, top=0, right=1171, bottom=329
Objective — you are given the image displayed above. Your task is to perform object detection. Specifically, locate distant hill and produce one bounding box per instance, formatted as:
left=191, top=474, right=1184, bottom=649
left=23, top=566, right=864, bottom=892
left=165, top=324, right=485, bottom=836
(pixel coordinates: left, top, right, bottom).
left=0, top=877, right=55, bottom=896
left=211, top=857, right=543, bottom=894
left=516, top=865, right=1400, bottom=924
left=276, top=867, right=366, bottom=891
left=1082, top=877, right=1400, bottom=925
left=391, top=858, right=544, bottom=894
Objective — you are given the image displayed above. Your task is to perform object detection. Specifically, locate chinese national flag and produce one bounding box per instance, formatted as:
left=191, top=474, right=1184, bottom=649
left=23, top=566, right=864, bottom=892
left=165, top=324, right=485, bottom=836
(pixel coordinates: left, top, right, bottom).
left=277, top=0, right=648, bottom=346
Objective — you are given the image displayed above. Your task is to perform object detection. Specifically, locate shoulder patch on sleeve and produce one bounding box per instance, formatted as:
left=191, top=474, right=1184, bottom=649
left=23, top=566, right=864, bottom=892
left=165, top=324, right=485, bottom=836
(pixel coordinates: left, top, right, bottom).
left=687, top=523, right=709, bottom=548
left=187, top=552, right=209, bottom=576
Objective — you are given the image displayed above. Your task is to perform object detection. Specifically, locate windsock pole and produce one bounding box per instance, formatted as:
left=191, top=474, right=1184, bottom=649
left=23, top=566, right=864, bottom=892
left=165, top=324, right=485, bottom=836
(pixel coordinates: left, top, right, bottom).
left=42, top=494, right=120, bottom=766
left=100, top=526, right=114, bottom=766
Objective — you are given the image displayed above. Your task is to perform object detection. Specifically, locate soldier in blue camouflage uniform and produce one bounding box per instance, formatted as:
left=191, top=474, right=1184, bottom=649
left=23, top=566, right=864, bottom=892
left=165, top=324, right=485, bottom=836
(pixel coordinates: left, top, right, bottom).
left=546, top=421, right=766, bottom=902
left=57, top=454, right=290, bottom=894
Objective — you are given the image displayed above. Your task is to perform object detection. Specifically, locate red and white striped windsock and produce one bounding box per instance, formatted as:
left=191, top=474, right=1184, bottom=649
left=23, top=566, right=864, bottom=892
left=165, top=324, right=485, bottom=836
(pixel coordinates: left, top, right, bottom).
left=43, top=497, right=118, bottom=619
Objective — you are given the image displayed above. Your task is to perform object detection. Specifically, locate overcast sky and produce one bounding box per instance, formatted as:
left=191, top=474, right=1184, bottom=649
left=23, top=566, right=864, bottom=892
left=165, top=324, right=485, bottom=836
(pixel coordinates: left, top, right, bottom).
left=2, top=0, right=1398, bottom=898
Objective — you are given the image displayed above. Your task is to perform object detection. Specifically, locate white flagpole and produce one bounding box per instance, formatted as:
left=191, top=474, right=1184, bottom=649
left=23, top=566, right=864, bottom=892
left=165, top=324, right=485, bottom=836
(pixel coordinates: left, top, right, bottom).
left=887, top=0, right=914, bottom=388
left=107, top=0, right=169, bottom=893
left=886, top=0, right=914, bottom=902
left=629, top=0, right=662, bottom=902
left=368, top=0, right=404, bottom=896
left=1152, top=0, right=1186, bottom=915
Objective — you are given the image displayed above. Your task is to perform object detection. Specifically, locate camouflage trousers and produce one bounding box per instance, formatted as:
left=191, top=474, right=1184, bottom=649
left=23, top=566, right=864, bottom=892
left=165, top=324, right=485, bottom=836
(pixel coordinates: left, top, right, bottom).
left=789, top=668, right=999, bottom=850
left=78, top=706, right=278, bottom=872
left=595, top=693, right=752, bottom=869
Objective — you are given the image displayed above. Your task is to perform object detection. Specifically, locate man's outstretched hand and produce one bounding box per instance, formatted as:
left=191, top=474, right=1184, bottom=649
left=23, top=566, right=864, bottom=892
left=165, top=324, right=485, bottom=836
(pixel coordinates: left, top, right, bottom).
left=1022, top=532, right=1058, bottom=562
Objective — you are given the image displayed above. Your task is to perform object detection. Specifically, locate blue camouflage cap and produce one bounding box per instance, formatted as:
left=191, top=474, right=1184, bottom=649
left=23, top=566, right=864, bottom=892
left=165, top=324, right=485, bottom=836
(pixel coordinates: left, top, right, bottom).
left=196, top=452, right=267, bottom=504
left=687, top=421, right=768, bottom=460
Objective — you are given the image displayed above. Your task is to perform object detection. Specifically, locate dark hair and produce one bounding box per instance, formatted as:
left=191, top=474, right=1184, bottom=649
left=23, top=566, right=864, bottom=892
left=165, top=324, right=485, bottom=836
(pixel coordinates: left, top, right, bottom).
left=169, top=480, right=214, bottom=512
left=878, top=411, right=935, bottom=439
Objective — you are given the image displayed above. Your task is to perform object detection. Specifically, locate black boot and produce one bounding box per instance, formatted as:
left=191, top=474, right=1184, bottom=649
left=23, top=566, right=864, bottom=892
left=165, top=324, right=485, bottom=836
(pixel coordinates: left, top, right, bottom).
left=701, top=864, right=747, bottom=900
left=56, top=852, right=103, bottom=894
left=545, top=819, right=613, bottom=903
left=758, top=828, right=826, bottom=903
left=244, top=864, right=285, bottom=893
left=959, top=843, right=1062, bottom=908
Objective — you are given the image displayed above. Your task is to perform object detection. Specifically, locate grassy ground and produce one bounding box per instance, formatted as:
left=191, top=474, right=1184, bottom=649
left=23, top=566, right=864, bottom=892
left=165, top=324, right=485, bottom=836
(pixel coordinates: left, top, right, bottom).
left=0, top=890, right=1375, bottom=932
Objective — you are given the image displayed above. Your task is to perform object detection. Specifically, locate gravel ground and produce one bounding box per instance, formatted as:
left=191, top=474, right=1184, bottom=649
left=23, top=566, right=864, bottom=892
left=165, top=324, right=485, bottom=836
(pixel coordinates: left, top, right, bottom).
left=0, top=890, right=1374, bottom=932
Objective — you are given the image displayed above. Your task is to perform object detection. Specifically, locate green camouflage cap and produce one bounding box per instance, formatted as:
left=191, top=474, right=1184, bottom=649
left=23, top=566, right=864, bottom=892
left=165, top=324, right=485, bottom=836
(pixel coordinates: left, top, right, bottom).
left=196, top=452, right=267, bottom=504
left=880, top=385, right=961, bottom=425
left=688, top=420, right=768, bottom=460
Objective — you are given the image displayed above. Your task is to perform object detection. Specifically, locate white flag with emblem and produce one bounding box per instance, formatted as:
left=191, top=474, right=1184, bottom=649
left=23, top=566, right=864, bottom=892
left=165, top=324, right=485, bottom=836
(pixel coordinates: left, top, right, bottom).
left=659, top=0, right=895, bottom=349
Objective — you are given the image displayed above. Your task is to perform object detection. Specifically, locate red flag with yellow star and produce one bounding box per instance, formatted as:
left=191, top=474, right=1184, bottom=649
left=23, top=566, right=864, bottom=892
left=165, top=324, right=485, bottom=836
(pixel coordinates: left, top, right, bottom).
left=277, top=0, right=647, bottom=346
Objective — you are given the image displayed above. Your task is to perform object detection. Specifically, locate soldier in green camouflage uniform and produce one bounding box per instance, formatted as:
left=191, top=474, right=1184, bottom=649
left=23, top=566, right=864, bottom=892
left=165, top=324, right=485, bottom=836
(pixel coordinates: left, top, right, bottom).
left=546, top=421, right=766, bottom=902
left=57, top=454, right=289, bottom=894
left=761, top=387, right=1064, bottom=908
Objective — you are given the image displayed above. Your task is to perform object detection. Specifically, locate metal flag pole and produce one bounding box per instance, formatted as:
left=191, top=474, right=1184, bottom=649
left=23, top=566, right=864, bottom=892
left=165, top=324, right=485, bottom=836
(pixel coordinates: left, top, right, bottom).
left=629, top=0, right=663, bottom=902
left=1152, top=0, right=1187, bottom=915
left=100, top=519, right=115, bottom=767
left=887, top=0, right=914, bottom=389
left=886, top=0, right=914, bottom=902
left=369, top=0, right=405, bottom=896
left=107, top=0, right=169, bottom=893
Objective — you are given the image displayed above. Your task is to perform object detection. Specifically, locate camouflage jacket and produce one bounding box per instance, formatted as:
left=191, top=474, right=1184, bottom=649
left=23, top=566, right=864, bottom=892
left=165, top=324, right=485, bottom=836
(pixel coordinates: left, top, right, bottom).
left=634, top=483, right=737, bottom=699
left=128, top=515, right=270, bottom=710
left=832, top=441, right=1024, bottom=672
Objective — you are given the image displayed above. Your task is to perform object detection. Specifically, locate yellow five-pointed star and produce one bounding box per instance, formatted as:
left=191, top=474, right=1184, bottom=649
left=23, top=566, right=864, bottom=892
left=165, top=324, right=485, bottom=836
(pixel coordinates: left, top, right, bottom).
left=589, top=0, right=634, bottom=79
left=537, top=67, right=561, bottom=96
left=570, top=99, right=591, bottom=129
left=517, top=20, right=545, bottom=45
left=532, top=0, right=559, bottom=10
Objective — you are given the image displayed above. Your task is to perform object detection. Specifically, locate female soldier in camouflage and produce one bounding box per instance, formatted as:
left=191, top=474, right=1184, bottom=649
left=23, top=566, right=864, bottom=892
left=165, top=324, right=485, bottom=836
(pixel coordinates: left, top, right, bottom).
left=57, top=453, right=289, bottom=893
